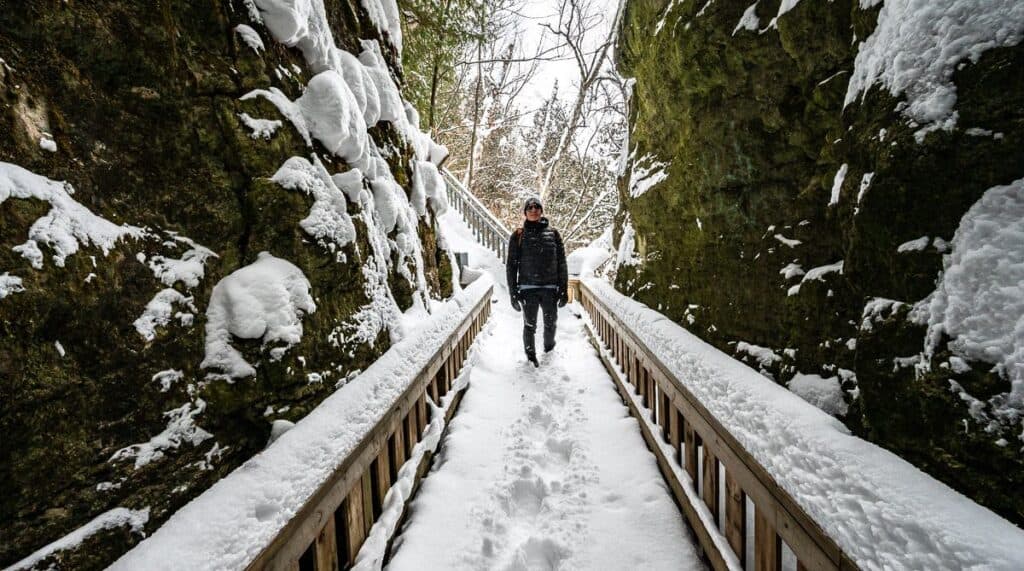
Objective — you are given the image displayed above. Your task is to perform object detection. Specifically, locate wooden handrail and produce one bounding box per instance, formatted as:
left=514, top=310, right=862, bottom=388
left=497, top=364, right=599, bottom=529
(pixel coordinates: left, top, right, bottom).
left=441, top=169, right=510, bottom=261
left=245, top=285, right=494, bottom=571
left=572, top=278, right=858, bottom=571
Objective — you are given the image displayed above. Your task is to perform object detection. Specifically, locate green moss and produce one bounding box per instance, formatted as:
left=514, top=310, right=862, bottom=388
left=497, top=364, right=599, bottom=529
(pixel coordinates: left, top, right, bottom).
left=616, top=0, right=1024, bottom=524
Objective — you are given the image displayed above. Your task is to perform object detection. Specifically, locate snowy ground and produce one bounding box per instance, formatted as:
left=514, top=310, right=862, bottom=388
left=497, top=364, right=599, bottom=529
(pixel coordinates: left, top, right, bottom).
left=385, top=212, right=702, bottom=570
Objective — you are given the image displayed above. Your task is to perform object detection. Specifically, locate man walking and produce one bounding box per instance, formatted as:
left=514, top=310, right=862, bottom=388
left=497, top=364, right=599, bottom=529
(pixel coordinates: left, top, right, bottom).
left=506, top=197, right=568, bottom=367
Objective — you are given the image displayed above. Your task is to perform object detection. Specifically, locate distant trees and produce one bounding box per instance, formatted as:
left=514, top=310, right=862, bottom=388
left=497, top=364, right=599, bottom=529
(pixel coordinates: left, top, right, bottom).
left=400, top=0, right=626, bottom=251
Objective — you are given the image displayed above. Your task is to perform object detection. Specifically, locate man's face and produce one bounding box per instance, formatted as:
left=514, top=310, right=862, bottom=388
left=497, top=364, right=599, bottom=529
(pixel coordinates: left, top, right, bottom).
left=525, top=204, right=542, bottom=222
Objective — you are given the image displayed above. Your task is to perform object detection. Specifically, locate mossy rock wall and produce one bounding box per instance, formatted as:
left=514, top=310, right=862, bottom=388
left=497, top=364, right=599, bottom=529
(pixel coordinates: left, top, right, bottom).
left=0, top=2, right=452, bottom=568
left=616, top=0, right=1024, bottom=524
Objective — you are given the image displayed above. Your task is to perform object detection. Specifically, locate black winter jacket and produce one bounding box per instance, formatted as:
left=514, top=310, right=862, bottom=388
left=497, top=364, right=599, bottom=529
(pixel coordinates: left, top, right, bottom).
left=506, top=217, right=568, bottom=296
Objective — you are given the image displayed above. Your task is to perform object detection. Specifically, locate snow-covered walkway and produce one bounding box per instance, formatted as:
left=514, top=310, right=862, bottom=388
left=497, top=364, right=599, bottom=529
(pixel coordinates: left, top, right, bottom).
left=385, top=212, right=702, bottom=570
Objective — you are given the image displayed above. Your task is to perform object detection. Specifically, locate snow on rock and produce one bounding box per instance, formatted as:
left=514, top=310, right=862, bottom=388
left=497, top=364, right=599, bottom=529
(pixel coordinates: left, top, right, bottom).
left=787, top=260, right=843, bottom=296
left=252, top=0, right=338, bottom=73
left=584, top=277, right=1024, bottom=569
left=359, top=0, right=402, bottom=52
left=147, top=235, right=218, bottom=289
left=912, top=177, right=1024, bottom=431
left=897, top=235, right=931, bottom=253
left=410, top=159, right=446, bottom=218
left=0, top=272, right=24, bottom=299
left=134, top=289, right=198, bottom=342
left=234, top=24, right=265, bottom=53
left=0, top=162, right=145, bottom=269
left=39, top=136, right=57, bottom=152
left=238, top=112, right=283, bottom=139
left=773, top=233, right=800, bottom=248
left=733, top=2, right=760, bottom=35
left=8, top=507, right=150, bottom=571
left=110, top=278, right=493, bottom=571
left=336, top=48, right=381, bottom=126
left=153, top=369, right=184, bottom=392
left=567, top=227, right=613, bottom=277
left=829, top=163, right=848, bottom=206
left=370, top=178, right=401, bottom=233
left=110, top=400, right=213, bottom=469
left=788, top=373, right=848, bottom=416
left=779, top=262, right=805, bottom=280
left=266, top=419, right=295, bottom=446
left=860, top=297, right=907, bottom=332
left=200, top=252, right=316, bottom=379
left=298, top=71, right=369, bottom=165
left=628, top=153, right=670, bottom=198
left=735, top=341, right=782, bottom=369
left=358, top=46, right=403, bottom=123
left=846, top=0, right=1024, bottom=141
left=240, top=87, right=312, bottom=146
left=271, top=156, right=357, bottom=250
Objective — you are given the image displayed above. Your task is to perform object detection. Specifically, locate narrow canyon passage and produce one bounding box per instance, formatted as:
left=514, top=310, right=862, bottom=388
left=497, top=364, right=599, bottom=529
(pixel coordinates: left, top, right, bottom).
left=385, top=212, right=703, bottom=570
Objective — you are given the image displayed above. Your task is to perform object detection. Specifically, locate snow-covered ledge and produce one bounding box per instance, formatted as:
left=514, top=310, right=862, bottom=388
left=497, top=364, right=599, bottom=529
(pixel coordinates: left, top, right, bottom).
left=108, top=277, right=493, bottom=571
left=581, top=277, right=1024, bottom=570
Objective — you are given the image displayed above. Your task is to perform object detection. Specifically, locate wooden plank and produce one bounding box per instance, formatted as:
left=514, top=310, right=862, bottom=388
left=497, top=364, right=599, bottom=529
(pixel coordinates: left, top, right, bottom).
left=314, top=514, right=339, bottom=571
left=390, top=423, right=406, bottom=483
left=756, top=507, right=782, bottom=571
left=669, top=405, right=682, bottom=465
left=684, top=420, right=698, bottom=484
left=585, top=323, right=730, bottom=571
left=418, top=393, right=428, bottom=433
left=360, top=471, right=374, bottom=535
left=702, top=444, right=719, bottom=521
left=342, top=484, right=366, bottom=563
left=580, top=281, right=845, bottom=571
left=373, top=447, right=391, bottom=518
left=725, top=472, right=746, bottom=566
left=660, top=390, right=671, bottom=440
left=405, top=410, right=417, bottom=458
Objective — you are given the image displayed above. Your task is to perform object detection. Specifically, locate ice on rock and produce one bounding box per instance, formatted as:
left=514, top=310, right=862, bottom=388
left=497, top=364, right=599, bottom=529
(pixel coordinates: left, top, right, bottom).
left=0, top=162, right=145, bottom=269
left=201, top=252, right=316, bottom=379
left=846, top=0, right=1024, bottom=141
left=271, top=156, right=357, bottom=249
left=331, top=168, right=365, bottom=203
left=829, top=163, right=848, bottom=206
left=240, top=87, right=312, bottom=146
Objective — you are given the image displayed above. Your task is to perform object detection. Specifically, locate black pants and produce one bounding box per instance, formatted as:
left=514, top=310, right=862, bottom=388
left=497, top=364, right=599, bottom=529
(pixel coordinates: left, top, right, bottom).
left=521, top=288, right=558, bottom=356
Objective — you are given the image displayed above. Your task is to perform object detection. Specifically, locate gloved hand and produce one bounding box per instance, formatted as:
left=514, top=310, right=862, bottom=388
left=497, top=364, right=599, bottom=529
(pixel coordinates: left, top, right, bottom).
left=511, top=296, right=522, bottom=311
left=558, top=294, right=568, bottom=308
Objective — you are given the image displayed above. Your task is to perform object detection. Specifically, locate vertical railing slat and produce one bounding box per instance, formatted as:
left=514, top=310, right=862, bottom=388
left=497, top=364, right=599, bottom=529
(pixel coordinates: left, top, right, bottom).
left=702, top=445, right=719, bottom=521
left=756, top=507, right=782, bottom=571
left=314, top=514, right=339, bottom=571
left=726, top=472, right=746, bottom=567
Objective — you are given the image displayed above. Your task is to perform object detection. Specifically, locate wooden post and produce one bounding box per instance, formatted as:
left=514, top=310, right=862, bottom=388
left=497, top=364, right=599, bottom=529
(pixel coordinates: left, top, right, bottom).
left=314, top=514, right=339, bottom=571
left=702, top=445, right=719, bottom=521
left=684, top=421, right=698, bottom=484
left=405, top=410, right=417, bottom=459
left=755, top=507, right=782, bottom=571
left=725, top=472, right=746, bottom=566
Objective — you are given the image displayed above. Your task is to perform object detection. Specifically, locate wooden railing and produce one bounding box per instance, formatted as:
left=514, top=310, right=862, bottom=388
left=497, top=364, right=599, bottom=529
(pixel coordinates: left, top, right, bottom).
left=442, top=169, right=511, bottom=261
left=573, top=279, right=858, bottom=571
left=246, top=286, right=493, bottom=571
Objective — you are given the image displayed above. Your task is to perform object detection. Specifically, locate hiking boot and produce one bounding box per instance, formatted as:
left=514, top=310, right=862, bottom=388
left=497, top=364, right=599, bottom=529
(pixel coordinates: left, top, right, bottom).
left=544, top=342, right=556, bottom=353
left=527, top=352, right=539, bottom=367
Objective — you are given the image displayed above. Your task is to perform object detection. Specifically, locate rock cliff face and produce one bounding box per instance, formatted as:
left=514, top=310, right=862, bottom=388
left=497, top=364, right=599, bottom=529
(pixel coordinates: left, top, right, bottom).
left=0, top=1, right=452, bottom=568
left=616, top=0, right=1024, bottom=523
